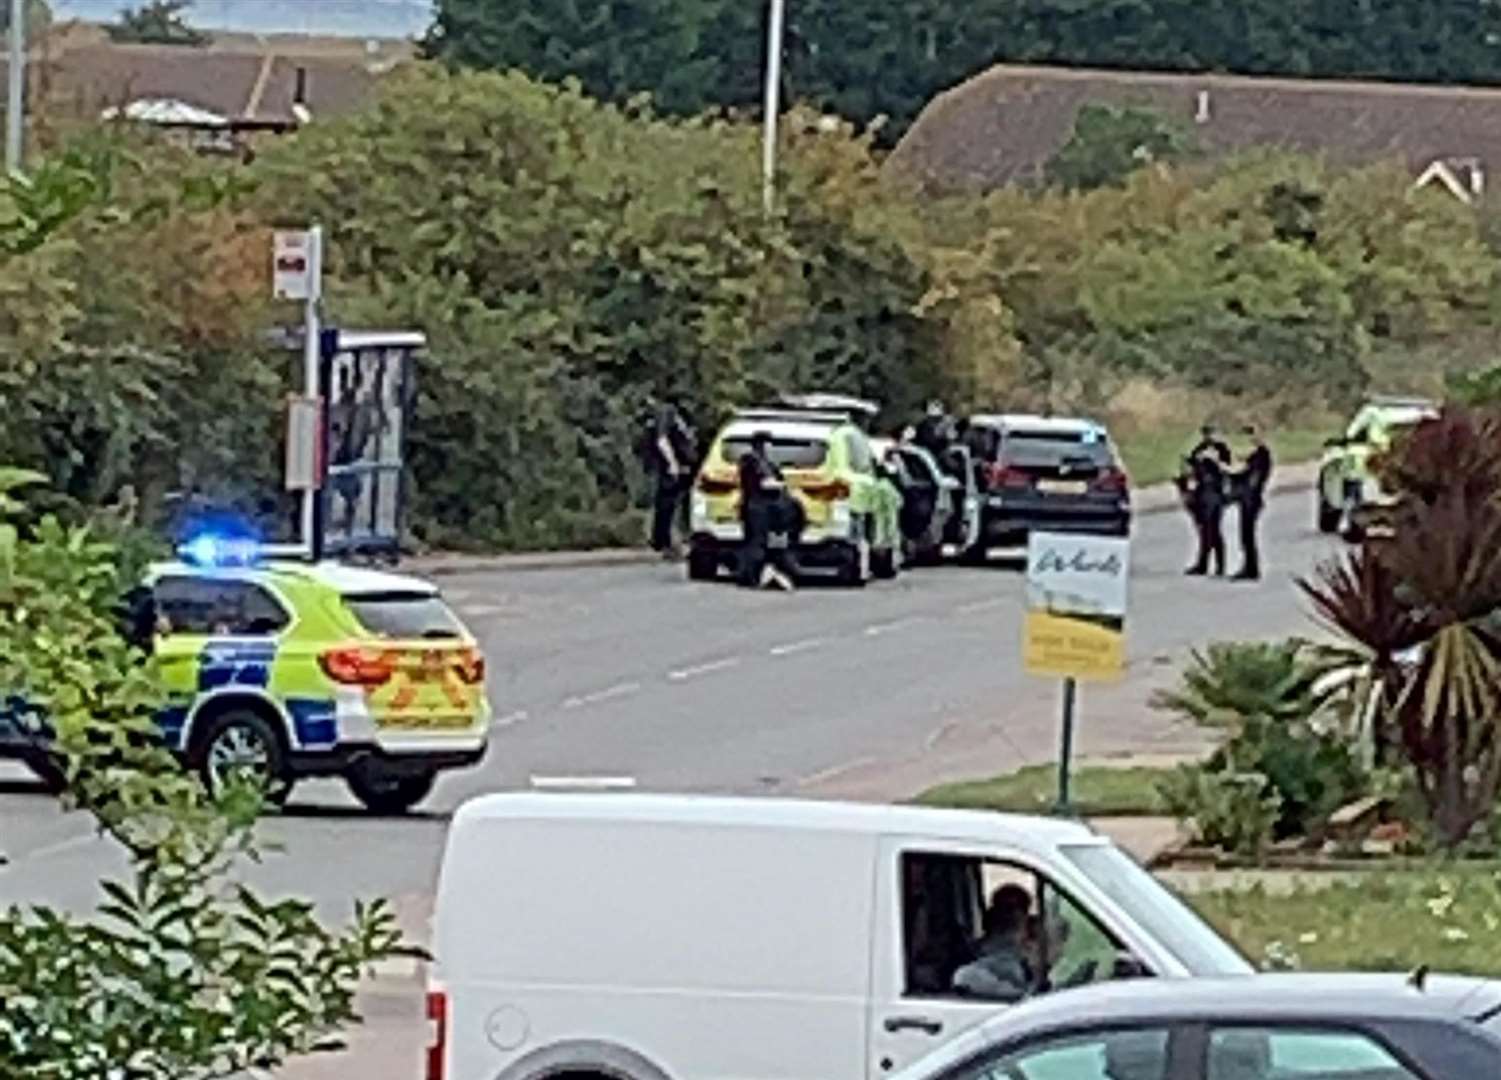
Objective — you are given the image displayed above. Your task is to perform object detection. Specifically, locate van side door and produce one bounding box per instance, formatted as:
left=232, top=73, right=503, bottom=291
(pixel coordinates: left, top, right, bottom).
left=868, top=837, right=1158, bottom=1079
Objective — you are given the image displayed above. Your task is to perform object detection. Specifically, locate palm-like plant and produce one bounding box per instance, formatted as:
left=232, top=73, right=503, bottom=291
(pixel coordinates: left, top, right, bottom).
left=1302, top=407, right=1501, bottom=848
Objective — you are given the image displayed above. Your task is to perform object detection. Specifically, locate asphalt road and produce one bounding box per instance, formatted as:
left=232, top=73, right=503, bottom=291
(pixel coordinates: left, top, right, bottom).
left=0, top=486, right=1337, bottom=941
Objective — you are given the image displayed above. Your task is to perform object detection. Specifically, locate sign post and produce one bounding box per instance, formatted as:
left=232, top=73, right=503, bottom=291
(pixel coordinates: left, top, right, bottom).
left=1023, top=531, right=1131, bottom=816
left=273, top=226, right=324, bottom=559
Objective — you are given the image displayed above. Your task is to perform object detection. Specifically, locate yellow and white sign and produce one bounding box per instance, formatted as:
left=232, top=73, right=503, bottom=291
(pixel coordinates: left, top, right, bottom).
left=1023, top=532, right=1130, bottom=682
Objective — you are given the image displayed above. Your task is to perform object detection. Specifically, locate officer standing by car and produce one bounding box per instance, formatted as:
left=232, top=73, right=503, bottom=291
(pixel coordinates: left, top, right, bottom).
left=1183, top=424, right=1231, bottom=576
left=737, top=431, right=797, bottom=591
left=1233, top=425, right=1274, bottom=581
left=644, top=401, right=695, bottom=559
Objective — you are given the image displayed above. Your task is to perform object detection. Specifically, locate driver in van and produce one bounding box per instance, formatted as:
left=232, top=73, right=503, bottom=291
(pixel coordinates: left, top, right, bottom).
left=951, top=884, right=1034, bottom=1001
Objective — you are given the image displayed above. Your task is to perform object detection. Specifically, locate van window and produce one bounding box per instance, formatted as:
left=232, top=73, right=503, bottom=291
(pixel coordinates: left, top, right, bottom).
left=722, top=436, right=829, bottom=469
left=1062, top=844, right=1250, bottom=975
left=901, top=852, right=1140, bottom=1003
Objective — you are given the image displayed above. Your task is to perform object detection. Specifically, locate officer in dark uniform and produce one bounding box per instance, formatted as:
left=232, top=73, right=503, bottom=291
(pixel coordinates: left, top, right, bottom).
left=737, top=431, right=797, bottom=590
left=645, top=401, right=695, bottom=558
left=1234, top=425, right=1274, bottom=581
left=1184, top=424, right=1231, bottom=576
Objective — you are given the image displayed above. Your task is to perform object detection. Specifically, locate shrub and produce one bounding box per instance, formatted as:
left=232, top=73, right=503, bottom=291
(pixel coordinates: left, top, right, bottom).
left=1158, top=766, right=1283, bottom=857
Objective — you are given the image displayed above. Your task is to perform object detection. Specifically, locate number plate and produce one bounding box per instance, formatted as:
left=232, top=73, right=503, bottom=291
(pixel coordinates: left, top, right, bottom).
left=1037, top=479, right=1088, bottom=495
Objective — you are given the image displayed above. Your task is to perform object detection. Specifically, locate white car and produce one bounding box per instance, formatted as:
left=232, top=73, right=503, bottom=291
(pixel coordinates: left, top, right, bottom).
left=426, top=794, right=1251, bottom=1080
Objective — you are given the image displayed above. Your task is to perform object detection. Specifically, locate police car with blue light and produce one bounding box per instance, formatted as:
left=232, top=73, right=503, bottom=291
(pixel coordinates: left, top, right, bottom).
left=0, top=535, right=493, bottom=814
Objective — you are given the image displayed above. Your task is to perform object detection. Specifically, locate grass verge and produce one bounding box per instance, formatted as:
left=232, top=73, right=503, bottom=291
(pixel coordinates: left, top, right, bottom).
left=917, top=764, right=1173, bottom=817
left=1117, top=425, right=1331, bottom=489
left=1187, top=870, right=1501, bottom=974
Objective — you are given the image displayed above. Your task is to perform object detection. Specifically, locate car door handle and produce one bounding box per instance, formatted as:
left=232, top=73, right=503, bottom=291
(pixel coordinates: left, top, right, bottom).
left=884, top=1015, right=944, bottom=1036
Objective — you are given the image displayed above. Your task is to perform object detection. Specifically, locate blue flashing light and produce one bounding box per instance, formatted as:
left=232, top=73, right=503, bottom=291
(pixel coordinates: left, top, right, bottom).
left=178, top=534, right=262, bottom=568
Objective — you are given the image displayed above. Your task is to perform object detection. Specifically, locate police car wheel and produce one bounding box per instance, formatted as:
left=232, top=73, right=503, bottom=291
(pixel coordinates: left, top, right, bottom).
left=196, top=710, right=291, bottom=806
left=347, top=766, right=435, bottom=815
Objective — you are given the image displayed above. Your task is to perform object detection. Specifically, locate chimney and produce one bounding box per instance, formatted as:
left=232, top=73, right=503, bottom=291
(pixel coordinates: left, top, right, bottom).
left=293, top=66, right=308, bottom=108
left=1195, top=89, right=1211, bottom=124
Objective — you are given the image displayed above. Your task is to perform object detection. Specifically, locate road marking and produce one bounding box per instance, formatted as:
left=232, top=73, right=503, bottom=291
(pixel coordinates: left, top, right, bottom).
left=460, top=603, right=507, bottom=618
left=957, top=598, right=1007, bottom=615
left=770, top=638, right=824, bottom=657
left=492, top=710, right=529, bottom=729
left=668, top=657, right=741, bottom=682
left=19, top=832, right=98, bottom=862
left=561, top=682, right=641, bottom=710
left=529, top=775, right=638, bottom=790
left=926, top=720, right=961, bottom=751
left=864, top=619, right=915, bottom=637
left=798, top=757, right=878, bottom=788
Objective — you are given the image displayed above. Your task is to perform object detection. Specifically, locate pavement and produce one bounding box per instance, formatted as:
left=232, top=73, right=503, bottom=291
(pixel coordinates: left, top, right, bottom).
left=0, top=469, right=1332, bottom=1079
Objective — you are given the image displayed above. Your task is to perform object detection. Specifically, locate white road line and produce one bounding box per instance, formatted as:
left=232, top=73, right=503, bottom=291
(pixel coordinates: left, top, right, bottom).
left=864, top=619, right=915, bottom=637
left=668, top=657, right=741, bottom=682
left=798, top=757, right=878, bottom=788
left=18, top=832, right=98, bottom=862
left=561, top=682, right=641, bottom=710
left=492, top=710, right=529, bottom=729
left=529, top=775, right=638, bottom=790
left=770, top=638, right=824, bottom=657
left=925, top=720, right=961, bottom=751
left=957, top=598, right=1007, bottom=615
left=460, top=604, right=507, bottom=617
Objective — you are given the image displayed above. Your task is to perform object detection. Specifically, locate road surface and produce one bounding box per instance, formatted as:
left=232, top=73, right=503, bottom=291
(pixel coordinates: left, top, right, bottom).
left=0, top=487, right=1336, bottom=916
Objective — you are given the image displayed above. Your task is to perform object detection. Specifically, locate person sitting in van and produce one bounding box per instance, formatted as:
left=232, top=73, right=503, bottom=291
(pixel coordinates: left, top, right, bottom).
left=951, top=884, right=1034, bottom=1001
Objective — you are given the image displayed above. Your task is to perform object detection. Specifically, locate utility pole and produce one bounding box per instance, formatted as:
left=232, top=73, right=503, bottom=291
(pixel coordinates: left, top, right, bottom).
left=5, top=0, right=24, bottom=173
left=761, top=0, right=785, bottom=215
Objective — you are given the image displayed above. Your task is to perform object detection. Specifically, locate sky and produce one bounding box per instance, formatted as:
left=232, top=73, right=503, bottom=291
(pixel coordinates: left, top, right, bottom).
left=54, top=0, right=434, bottom=38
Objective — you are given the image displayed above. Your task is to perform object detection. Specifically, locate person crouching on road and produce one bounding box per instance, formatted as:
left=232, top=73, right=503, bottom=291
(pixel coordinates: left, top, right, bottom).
left=1183, top=423, right=1231, bottom=577
left=737, top=431, right=798, bottom=591
left=1232, top=424, right=1274, bottom=581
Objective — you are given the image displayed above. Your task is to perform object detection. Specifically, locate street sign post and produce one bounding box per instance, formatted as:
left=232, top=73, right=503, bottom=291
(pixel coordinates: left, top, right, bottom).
left=273, top=227, right=324, bottom=558
left=1023, top=531, right=1131, bottom=815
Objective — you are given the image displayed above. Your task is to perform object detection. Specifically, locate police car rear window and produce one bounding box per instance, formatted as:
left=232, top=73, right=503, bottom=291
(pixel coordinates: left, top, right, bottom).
left=722, top=436, right=828, bottom=469
left=344, top=593, right=464, bottom=640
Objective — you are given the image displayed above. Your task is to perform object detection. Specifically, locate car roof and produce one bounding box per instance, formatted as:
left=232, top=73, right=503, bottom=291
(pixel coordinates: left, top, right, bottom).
left=969, top=413, right=1108, bottom=436
left=453, top=792, right=1106, bottom=850
left=148, top=560, right=440, bottom=598
left=971, top=973, right=1501, bottom=1036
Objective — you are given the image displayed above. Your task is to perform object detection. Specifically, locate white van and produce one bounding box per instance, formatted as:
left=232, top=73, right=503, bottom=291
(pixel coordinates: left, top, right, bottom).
left=427, top=794, right=1250, bottom=1080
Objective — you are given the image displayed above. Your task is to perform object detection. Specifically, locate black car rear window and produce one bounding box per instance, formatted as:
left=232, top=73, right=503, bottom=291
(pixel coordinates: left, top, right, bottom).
left=722, top=436, right=828, bottom=469
left=1003, top=430, right=1113, bottom=468
left=344, top=592, right=464, bottom=640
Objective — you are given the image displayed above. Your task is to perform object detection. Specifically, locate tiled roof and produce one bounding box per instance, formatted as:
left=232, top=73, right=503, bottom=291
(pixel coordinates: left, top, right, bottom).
left=888, top=64, right=1501, bottom=192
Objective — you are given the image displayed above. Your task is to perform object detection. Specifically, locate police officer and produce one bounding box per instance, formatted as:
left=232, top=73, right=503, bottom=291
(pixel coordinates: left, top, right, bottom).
left=1234, top=424, right=1273, bottom=581
left=645, top=401, right=694, bottom=558
left=737, top=431, right=796, bottom=591
left=1185, top=424, right=1231, bottom=577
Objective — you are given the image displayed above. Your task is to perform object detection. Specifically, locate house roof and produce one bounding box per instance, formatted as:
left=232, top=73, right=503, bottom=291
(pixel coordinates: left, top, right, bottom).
left=2, top=24, right=410, bottom=126
left=887, top=63, right=1501, bottom=193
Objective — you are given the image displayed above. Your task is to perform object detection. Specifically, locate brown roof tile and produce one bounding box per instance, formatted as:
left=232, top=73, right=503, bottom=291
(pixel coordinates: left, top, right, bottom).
left=888, top=64, right=1501, bottom=193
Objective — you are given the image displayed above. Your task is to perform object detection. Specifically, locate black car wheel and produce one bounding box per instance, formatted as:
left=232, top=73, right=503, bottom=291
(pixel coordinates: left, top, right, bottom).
left=687, top=548, right=718, bottom=581
left=1317, top=475, right=1341, bottom=534
left=193, top=708, right=292, bottom=806
left=346, top=764, right=435, bottom=815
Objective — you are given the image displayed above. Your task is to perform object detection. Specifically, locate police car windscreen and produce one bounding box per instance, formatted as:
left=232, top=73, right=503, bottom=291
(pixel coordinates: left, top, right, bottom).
left=344, top=592, right=464, bottom=640
left=722, top=436, right=828, bottom=469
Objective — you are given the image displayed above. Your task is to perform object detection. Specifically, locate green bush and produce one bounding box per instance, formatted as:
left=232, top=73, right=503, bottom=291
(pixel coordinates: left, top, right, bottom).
left=1153, top=640, right=1367, bottom=842
left=1158, top=766, right=1284, bottom=856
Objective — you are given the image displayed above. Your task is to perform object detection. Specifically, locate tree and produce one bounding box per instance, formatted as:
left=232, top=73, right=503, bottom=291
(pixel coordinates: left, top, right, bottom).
left=107, top=0, right=210, bottom=46
left=1045, top=104, right=1199, bottom=191
left=1302, top=408, right=1501, bottom=848
left=0, top=471, right=409, bottom=1077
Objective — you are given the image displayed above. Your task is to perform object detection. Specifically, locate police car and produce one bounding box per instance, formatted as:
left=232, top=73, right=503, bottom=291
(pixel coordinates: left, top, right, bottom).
left=2, top=537, right=492, bottom=814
